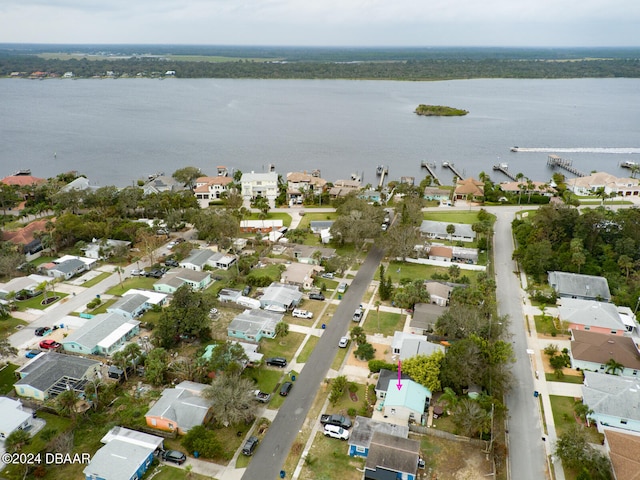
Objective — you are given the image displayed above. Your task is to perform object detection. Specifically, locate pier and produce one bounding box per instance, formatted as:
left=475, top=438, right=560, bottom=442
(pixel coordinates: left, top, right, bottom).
left=546, top=155, right=586, bottom=177
left=420, top=161, right=440, bottom=184
left=441, top=161, right=464, bottom=180
left=492, top=163, right=518, bottom=181
left=376, top=165, right=389, bottom=188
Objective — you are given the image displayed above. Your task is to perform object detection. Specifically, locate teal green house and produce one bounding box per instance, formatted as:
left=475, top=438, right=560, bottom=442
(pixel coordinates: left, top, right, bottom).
left=383, top=379, right=431, bottom=425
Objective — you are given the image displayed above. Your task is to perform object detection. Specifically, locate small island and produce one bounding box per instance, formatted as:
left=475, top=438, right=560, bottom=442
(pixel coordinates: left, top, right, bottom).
left=415, top=104, right=468, bottom=116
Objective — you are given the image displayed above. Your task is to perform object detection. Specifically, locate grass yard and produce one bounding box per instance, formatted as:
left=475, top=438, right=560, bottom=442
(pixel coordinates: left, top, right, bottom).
left=299, top=431, right=365, bottom=480
left=386, top=260, right=480, bottom=285
left=243, top=368, right=284, bottom=395
left=545, top=374, right=584, bottom=384
left=0, top=316, right=27, bottom=338
left=329, top=381, right=366, bottom=415
left=86, top=297, right=118, bottom=315
left=105, top=276, right=156, bottom=295
left=316, top=303, right=337, bottom=327
left=0, top=363, right=18, bottom=394
left=331, top=345, right=350, bottom=370
left=247, top=264, right=283, bottom=283
left=534, top=315, right=568, bottom=337
left=296, top=212, right=339, bottom=230
left=549, top=395, right=603, bottom=444
left=362, top=311, right=404, bottom=337
left=260, top=332, right=306, bottom=362
left=245, top=212, right=292, bottom=227
left=151, top=465, right=212, bottom=480
left=297, top=335, right=320, bottom=363
left=15, top=292, right=68, bottom=310
left=81, top=271, right=113, bottom=288
left=423, top=211, right=482, bottom=223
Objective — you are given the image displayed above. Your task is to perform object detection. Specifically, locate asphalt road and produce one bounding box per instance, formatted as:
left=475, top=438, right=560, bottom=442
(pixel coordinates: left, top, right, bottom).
left=242, top=245, right=385, bottom=480
left=490, top=207, right=547, bottom=480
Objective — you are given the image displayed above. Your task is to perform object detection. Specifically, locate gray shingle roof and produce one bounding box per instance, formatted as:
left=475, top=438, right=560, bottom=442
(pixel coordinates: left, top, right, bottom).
left=146, top=383, right=212, bottom=432
left=108, top=293, right=149, bottom=315
left=582, top=371, right=640, bottom=423
left=365, top=431, right=420, bottom=477
left=180, top=249, right=215, bottom=268
left=419, top=220, right=475, bottom=239
left=548, top=271, right=611, bottom=301
left=571, top=330, right=640, bottom=370
left=51, top=258, right=85, bottom=274
left=375, top=369, right=411, bottom=394
left=349, top=416, right=409, bottom=450
left=63, top=312, right=140, bottom=351
left=15, top=352, right=99, bottom=393
left=558, top=299, right=625, bottom=331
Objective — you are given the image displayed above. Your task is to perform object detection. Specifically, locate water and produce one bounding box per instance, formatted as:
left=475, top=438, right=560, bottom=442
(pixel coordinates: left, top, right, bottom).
left=1, top=78, right=639, bottom=187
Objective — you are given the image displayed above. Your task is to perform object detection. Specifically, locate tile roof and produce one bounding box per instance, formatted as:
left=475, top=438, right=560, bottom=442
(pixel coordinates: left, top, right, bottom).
left=0, top=175, right=46, bottom=186
left=1, top=219, right=50, bottom=246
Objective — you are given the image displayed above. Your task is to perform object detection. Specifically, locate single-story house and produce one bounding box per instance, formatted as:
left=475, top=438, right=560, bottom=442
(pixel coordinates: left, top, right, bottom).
left=14, top=352, right=100, bottom=400
left=423, top=281, right=462, bottom=307
left=145, top=381, right=213, bottom=435
left=423, top=187, right=451, bottom=203
left=409, top=303, right=448, bottom=335
left=228, top=309, right=282, bottom=343
left=320, top=228, right=332, bottom=244
left=348, top=415, right=409, bottom=458
left=153, top=269, right=212, bottom=294
left=179, top=249, right=215, bottom=271
left=240, top=219, right=283, bottom=233
left=107, top=293, right=150, bottom=319
left=291, top=245, right=336, bottom=264
left=202, top=341, right=263, bottom=367
left=582, top=371, right=640, bottom=434
left=0, top=397, right=33, bottom=439
left=603, top=429, right=640, bottom=480
left=364, top=431, right=421, bottom=480
left=218, top=288, right=242, bottom=303
left=419, top=221, right=476, bottom=243
left=142, top=175, right=185, bottom=195
left=570, top=330, right=640, bottom=377
left=310, top=220, right=334, bottom=234
left=383, top=379, right=431, bottom=426
left=375, top=369, right=412, bottom=401
left=0, top=274, right=49, bottom=300
left=548, top=271, right=611, bottom=302
left=558, top=298, right=634, bottom=336
left=208, top=252, right=237, bottom=270
left=82, top=239, right=131, bottom=260
left=427, top=245, right=452, bottom=262
left=45, top=258, right=88, bottom=280
left=122, top=289, right=167, bottom=307
left=62, top=312, right=140, bottom=356
left=391, top=331, right=445, bottom=361
left=359, top=189, right=382, bottom=204
left=260, top=282, right=303, bottom=311
left=83, top=426, right=164, bottom=480
left=280, top=263, right=320, bottom=291
left=452, top=246, right=479, bottom=264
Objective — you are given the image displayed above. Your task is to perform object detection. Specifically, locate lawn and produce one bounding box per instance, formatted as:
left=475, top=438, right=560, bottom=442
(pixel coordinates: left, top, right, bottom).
left=534, top=315, right=568, bottom=337
left=86, top=297, right=118, bottom=315
left=386, top=260, right=480, bottom=285
left=81, top=271, right=112, bottom=288
left=260, top=332, right=306, bottom=362
left=242, top=368, right=283, bottom=395
left=329, top=381, right=366, bottom=415
left=549, top=395, right=603, bottom=444
left=151, top=465, right=212, bottom=480
left=297, top=336, right=320, bottom=363
left=362, top=311, right=404, bottom=337
left=296, top=212, right=339, bottom=230
left=15, top=292, right=68, bottom=311
left=0, top=316, right=27, bottom=338
left=0, top=363, right=18, bottom=394
left=247, top=264, right=282, bottom=283
left=105, top=276, right=156, bottom=295
left=545, top=374, right=584, bottom=384
left=331, top=345, right=350, bottom=370
left=298, top=432, right=365, bottom=480
left=245, top=212, right=292, bottom=227
left=423, top=211, right=482, bottom=223
left=317, top=303, right=337, bottom=327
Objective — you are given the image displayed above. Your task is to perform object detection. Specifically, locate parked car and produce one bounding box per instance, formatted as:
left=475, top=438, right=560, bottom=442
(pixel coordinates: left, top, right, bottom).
left=279, top=381, right=293, bottom=396
left=308, top=292, right=325, bottom=301
left=352, top=307, right=363, bottom=322
left=130, top=269, right=143, bottom=276
left=242, top=285, right=252, bottom=296
left=265, top=357, right=287, bottom=368
left=254, top=390, right=271, bottom=403
left=162, top=450, right=186, bottom=465
left=25, top=350, right=41, bottom=358
left=323, top=424, right=350, bottom=440
left=321, top=272, right=334, bottom=279
left=148, top=269, right=164, bottom=278
left=242, top=436, right=259, bottom=456
left=321, top=413, right=352, bottom=429
left=338, top=336, right=349, bottom=348
left=337, top=283, right=348, bottom=294
left=39, top=339, right=61, bottom=350
left=292, top=309, right=313, bottom=319
left=34, top=327, right=50, bottom=337
left=164, top=258, right=179, bottom=267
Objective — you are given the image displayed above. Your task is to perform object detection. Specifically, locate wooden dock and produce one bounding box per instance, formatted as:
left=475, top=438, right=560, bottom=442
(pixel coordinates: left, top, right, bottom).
left=547, top=155, right=586, bottom=177
left=492, top=163, right=518, bottom=181
left=420, top=161, right=440, bottom=184
left=377, top=166, right=389, bottom=188
left=442, top=161, right=464, bottom=180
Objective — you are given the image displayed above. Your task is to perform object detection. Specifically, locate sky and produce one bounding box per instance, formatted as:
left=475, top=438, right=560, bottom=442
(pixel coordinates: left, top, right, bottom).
left=0, top=0, right=639, bottom=47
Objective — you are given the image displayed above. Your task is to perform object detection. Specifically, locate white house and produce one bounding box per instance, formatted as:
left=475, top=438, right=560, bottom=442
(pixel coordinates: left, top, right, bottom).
left=240, top=172, right=279, bottom=207
left=419, top=221, right=476, bottom=242
left=260, top=282, right=303, bottom=310
left=62, top=312, right=140, bottom=356
left=179, top=249, right=215, bottom=271
left=582, top=371, right=640, bottom=434
left=565, top=171, right=640, bottom=197
left=194, top=176, right=234, bottom=208
left=0, top=397, right=32, bottom=439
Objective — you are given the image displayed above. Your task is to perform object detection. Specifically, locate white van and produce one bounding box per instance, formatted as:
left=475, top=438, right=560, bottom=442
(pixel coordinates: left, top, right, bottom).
left=292, top=309, right=313, bottom=319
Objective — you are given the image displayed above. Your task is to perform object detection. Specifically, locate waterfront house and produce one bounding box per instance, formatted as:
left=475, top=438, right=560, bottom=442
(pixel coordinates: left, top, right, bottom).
left=423, top=187, right=451, bottom=203
left=142, top=175, right=185, bottom=195
left=14, top=352, right=100, bottom=401
left=260, top=282, right=303, bottom=311
left=570, top=330, right=640, bottom=376
left=227, top=309, right=282, bottom=343
left=348, top=416, right=409, bottom=458
left=0, top=397, right=33, bottom=439
left=62, top=312, right=140, bottom=356
left=145, top=381, right=213, bottom=435
left=364, top=432, right=421, bottom=480
left=153, top=269, right=212, bottom=294
left=329, top=179, right=361, bottom=198
left=240, top=172, right=278, bottom=207
left=454, top=177, right=484, bottom=203
left=419, top=221, right=476, bottom=243
left=286, top=171, right=327, bottom=204
left=565, top=172, right=640, bottom=197
left=581, top=371, right=640, bottom=434
left=83, top=426, right=164, bottom=480
left=194, top=175, right=234, bottom=208
left=558, top=298, right=634, bottom=336
left=359, top=189, right=382, bottom=204
left=548, top=271, right=611, bottom=302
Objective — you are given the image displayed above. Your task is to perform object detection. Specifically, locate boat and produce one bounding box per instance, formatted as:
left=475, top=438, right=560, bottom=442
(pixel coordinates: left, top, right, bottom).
left=263, top=304, right=287, bottom=313
left=13, top=169, right=31, bottom=176
left=376, top=165, right=384, bottom=175
left=621, top=161, right=638, bottom=169
left=511, top=146, right=519, bottom=152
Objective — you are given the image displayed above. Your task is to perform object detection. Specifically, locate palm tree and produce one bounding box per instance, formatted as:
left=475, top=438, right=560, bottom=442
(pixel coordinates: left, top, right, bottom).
left=605, top=358, right=624, bottom=375
left=114, top=266, right=125, bottom=290
left=374, top=300, right=381, bottom=332
left=446, top=224, right=455, bottom=243
left=56, top=389, right=79, bottom=422
left=439, top=387, right=459, bottom=413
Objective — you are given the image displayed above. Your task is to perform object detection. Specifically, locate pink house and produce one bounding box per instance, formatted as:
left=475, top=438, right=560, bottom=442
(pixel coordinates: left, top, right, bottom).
left=558, top=298, right=637, bottom=336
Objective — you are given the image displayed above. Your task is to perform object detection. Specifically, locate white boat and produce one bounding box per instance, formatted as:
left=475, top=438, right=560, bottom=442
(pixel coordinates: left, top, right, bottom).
left=264, top=304, right=287, bottom=313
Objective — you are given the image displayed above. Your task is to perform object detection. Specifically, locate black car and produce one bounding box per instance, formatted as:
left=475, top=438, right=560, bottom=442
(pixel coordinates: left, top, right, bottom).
left=280, top=381, right=293, bottom=396
left=308, top=292, right=325, bottom=301
left=148, top=269, right=164, bottom=278
left=265, top=357, right=287, bottom=368
left=242, top=436, right=259, bottom=456
left=162, top=450, right=187, bottom=465
left=164, top=259, right=179, bottom=267
left=34, top=327, right=50, bottom=337
left=242, top=285, right=252, bottom=296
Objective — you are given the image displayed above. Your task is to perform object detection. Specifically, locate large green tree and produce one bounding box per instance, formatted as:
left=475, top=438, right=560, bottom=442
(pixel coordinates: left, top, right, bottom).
left=203, top=374, right=257, bottom=426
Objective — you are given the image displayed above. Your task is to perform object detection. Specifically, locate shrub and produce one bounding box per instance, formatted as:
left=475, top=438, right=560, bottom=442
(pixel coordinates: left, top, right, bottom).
left=368, top=359, right=397, bottom=373
left=347, top=407, right=357, bottom=417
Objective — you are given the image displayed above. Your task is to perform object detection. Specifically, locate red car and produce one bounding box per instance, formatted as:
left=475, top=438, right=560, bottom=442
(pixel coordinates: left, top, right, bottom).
left=39, top=339, right=61, bottom=350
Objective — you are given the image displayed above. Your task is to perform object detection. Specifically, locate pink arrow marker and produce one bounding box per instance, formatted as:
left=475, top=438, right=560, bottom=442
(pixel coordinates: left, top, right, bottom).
left=396, top=360, right=403, bottom=390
